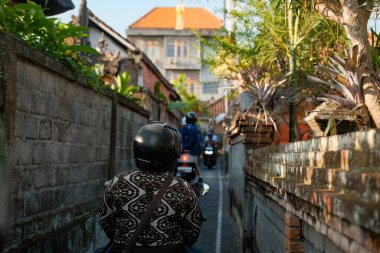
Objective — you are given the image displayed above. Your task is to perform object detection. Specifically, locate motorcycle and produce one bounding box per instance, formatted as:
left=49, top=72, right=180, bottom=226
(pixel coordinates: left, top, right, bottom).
left=203, top=144, right=217, bottom=169
left=176, top=151, right=197, bottom=182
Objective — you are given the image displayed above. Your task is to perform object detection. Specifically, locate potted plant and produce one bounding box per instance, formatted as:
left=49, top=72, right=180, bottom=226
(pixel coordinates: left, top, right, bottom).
left=305, top=45, right=374, bottom=136
left=227, top=67, right=291, bottom=146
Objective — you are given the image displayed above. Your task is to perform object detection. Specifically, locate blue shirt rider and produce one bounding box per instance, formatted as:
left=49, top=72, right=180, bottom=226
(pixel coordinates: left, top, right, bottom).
left=179, top=112, right=203, bottom=176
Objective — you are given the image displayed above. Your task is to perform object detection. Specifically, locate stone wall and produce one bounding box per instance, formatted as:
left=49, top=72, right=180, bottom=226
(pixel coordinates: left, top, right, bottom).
left=0, top=32, right=151, bottom=252
left=140, top=91, right=180, bottom=126
left=230, top=124, right=380, bottom=252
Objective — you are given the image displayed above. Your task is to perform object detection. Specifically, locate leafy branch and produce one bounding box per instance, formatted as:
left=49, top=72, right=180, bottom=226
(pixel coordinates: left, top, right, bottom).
left=0, top=0, right=105, bottom=90
left=111, top=72, right=141, bottom=104
left=168, top=74, right=209, bottom=115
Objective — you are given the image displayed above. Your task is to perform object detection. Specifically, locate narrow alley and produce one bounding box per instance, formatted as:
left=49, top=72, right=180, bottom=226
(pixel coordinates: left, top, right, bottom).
left=195, top=157, right=240, bottom=253
left=1, top=0, right=380, bottom=253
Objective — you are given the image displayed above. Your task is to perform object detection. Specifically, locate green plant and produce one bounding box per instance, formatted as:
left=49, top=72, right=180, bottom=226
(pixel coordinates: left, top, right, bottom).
left=306, top=45, right=374, bottom=129
left=168, top=74, right=209, bottom=115
left=0, top=0, right=97, bottom=56
left=240, top=70, right=291, bottom=131
left=0, top=0, right=104, bottom=90
left=370, top=28, right=380, bottom=72
left=307, top=45, right=365, bottom=110
left=112, top=72, right=140, bottom=104
left=154, top=81, right=168, bottom=104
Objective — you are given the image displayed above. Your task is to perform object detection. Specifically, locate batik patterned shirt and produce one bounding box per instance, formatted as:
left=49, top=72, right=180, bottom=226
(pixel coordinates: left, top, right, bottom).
left=100, top=169, right=202, bottom=247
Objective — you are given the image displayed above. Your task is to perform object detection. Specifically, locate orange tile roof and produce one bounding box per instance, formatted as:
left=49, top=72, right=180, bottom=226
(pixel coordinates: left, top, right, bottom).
left=129, top=7, right=221, bottom=30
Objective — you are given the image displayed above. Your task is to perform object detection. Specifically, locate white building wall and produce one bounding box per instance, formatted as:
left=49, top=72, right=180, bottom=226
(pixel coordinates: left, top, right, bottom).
left=88, top=28, right=129, bottom=56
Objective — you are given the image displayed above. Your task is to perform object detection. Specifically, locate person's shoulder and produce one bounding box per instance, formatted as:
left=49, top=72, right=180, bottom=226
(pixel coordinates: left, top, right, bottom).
left=107, top=170, right=138, bottom=185
left=189, top=124, right=200, bottom=132
left=172, top=177, right=195, bottom=193
left=117, top=169, right=138, bottom=178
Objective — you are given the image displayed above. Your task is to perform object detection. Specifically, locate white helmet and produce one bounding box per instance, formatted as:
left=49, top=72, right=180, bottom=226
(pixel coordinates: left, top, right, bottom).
left=181, top=116, right=187, bottom=126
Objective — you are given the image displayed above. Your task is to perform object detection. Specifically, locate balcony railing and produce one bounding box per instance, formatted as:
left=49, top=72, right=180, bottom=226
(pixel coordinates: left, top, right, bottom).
left=164, top=57, right=201, bottom=69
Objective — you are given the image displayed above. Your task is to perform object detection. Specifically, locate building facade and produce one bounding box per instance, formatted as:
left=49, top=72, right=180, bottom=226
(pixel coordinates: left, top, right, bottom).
left=75, top=6, right=182, bottom=124
left=126, top=5, right=226, bottom=101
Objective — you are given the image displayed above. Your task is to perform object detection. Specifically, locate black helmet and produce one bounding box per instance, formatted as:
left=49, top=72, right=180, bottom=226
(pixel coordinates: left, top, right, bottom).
left=185, top=111, right=197, bottom=124
left=133, top=122, right=182, bottom=172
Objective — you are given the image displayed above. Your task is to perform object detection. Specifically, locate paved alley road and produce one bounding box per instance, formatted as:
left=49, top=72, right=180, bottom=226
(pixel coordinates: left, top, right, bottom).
left=193, top=156, right=241, bottom=253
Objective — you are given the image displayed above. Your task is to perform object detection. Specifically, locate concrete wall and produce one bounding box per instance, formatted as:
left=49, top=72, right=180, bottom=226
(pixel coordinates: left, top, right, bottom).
left=0, top=32, right=150, bottom=252
left=0, top=115, right=8, bottom=251
left=228, top=135, right=246, bottom=239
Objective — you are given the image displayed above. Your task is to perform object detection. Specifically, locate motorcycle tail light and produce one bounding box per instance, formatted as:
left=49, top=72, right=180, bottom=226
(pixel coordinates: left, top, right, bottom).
left=182, top=154, right=189, bottom=161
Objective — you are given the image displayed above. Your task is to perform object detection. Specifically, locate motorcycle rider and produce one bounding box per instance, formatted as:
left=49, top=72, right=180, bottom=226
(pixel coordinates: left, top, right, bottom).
left=202, top=130, right=218, bottom=169
left=179, top=112, right=203, bottom=177
left=100, top=122, right=203, bottom=253
left=204, top=130, right=219, bottom=150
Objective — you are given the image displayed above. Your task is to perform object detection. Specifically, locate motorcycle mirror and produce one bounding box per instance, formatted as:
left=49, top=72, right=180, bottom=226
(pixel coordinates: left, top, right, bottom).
left=201, top=183, right=210, bottom=196
left=194, top=182, right=210, bottom=197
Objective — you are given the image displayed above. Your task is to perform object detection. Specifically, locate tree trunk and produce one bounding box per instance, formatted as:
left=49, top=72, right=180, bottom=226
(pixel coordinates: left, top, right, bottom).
left=315, top=0, right=380, bottom=127
left=287, top=0, right=298, bottom=142
left=341, top=0, right=380, bottom=127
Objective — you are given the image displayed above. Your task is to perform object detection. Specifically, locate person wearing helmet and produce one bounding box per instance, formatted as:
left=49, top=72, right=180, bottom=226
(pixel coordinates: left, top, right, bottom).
left=100, top=122, right=203, bottom=253
left=180, top=112, right=203, bottom=177
left=204, top=130, right=219, bottom=149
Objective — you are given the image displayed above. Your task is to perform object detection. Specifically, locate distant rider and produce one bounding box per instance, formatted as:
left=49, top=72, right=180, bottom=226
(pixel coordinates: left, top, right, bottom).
left=179, top=112, right=203, bottom=177
left=204, top=130, right=219, bottom=150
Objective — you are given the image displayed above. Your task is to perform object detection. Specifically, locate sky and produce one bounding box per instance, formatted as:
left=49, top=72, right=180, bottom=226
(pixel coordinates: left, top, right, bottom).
left=54, top=0, right=225, bottom=35
left=53, top=1, right=379, bottom=37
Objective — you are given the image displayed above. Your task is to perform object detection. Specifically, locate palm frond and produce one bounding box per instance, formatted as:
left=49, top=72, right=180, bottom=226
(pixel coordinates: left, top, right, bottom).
left=308, top=45, right=367, bottom=109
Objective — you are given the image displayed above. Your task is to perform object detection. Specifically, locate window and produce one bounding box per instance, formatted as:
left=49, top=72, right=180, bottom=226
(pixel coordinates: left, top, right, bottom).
left=145, top=41, right=160, bottom=60
left=166, top=40, right=189, bottom=59
left=203, top=83, right=218, bottom=94
left=137, top=69, right=143, bottom=87
left=189, top=83, right=194, bottom=94
left=177, top=45, right=181, bottom=58
left=167, top=42, right=175, bottom=57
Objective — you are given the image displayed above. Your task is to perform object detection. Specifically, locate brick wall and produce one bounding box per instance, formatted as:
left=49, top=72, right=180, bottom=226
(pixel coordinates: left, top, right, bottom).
left=236, top=130, right=380, bottom=252
left=228, top=112, right=380, bottom=252
left=0, top=32, right=151, bottom=252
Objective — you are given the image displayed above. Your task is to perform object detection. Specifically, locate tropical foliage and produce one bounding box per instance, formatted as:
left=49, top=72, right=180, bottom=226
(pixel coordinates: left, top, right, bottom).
left=0, top=0, right=97, bottom=59
left=205, top=0, right=347, bottom=76
left=0, top=0, right=142, bottom=104
left=154, top=81, right=168, bottom=104
left=237, top=68, right=292, bottom=130
left=0, top=0, right=110, bottom=89
left=202, top=0, right=348, bottom=138
left=295, top=0, right=380, bottom=127
left=168, top=74, right=209, bottom=115
left=307, top=45, right=366, bottom=110
left=112, top=72, right=141, bottom=104
left=306, top=45, right=376, bottom=127
left=370, top=28, right=380, bottom=73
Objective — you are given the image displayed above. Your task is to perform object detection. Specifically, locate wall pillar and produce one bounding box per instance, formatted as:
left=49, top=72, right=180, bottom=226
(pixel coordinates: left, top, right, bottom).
left=227, top=111, right=275, bottom=252
left=242, top=179, right=254, bottom=253
left=284, top=212, right=304, bottom=253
